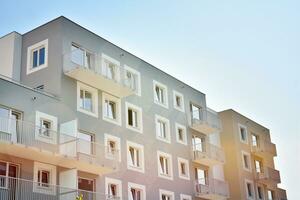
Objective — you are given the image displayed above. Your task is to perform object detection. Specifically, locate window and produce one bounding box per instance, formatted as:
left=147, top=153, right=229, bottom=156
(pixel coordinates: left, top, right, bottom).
left=78, top=177, right=95, bottom=192
left=180, top=194, right=192, bottom=200
left=77, top=131, right=95, bottom=155
left=127, top=141, right=145, bottom=173
left=173, top=90, right=185, bottom=112
left=192, top=135, right=205, bottom=152
left=125, top=65, right=141, bottom=96
left=257, top=185, right=264, bottom=200
left=242, top=151, right=251, bottom=172
left=159, top=189, right=174, bottom=200
left=126, top=102, right=143, bottom=133
left=77, top=82, right=98, bottom=117
left=104, top=134, right=121, bottom=161
left=252, top=134, right=259, bottom=147
left=191, top=103, right=203, bottom=121
left=27, top=39, right=48, bottom=74
left=102, top=93, right=121, bottom=125
left=101, top=54, right=120, bottom=81
left=128, top=182, right=146, bottom=200
left=195, top=168, right=208, bottom=185
left=153, top=80, right=168, bottom=108
left=157, top=151, right=173, bottom=180
left=71, top=44, right=94, bottom=69
left=35, top=111, right=57, bottom=144
left=238, top=124, right=248, bottom=144
left=105, top=178, right=122, bottom=199
left=177, top=157, right=190, bottom=180
left=255, top=160, right=263, bottom=173
left=0, top=106, right=22, bottom=140
left=33, top=162, right=56, bottom=195
left=175, top=123, right=187, bottom=145
left=245, top=180, right=254, bottom=199
left=267, top=190, right=274, bottom=200
left=0, top=161, right=19, bottom=188
left=155, top=115, right=171, bottom=143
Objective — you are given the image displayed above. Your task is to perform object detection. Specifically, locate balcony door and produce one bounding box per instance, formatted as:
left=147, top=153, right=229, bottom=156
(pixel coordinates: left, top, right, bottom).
left=0, top=161, right=19, bottom=200
left=78, top=177, right=95, bottom=200
left=78, top=132, right=94, bottom=155
left=0, top=106, right=22, bottom=143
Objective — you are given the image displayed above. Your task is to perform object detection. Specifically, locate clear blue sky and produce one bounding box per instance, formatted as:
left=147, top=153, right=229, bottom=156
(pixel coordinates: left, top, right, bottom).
left=1, top=0, right=299, bottom=199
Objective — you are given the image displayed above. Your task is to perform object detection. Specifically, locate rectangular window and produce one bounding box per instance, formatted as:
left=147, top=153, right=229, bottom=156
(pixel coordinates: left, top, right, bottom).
left=127, top=141, right=144, bottom=173
left=155, top=115, right=170, bottom=143
left=27, top=39, right=48, bottom=74
left=239, top=124, right=248, bottom=143
left=128, top=182, right=146, bottom=200
left=35, top=111, right=58, bottom=144
left=191, top=104, right=202, bottom=121
left=0, top=161, right=19, bottom=188
left=33, top=162, right=56, bottom=194
left=255, top=160, right=262, bottom=173
left=37, top=170, right=50, bottom=188
left=104, top=134, right=121, bottom=161
left=78, top=131, right=94, bottom=155
left=252, top=134, right=259, bottom=147
left=105, top=178, right=122, bottom=199
left=257, top=186, right=263, bottom=199
left=126, top=103, right=143, bottom=133
left=71, top=44, right=94, bottom=69
left=80, top=90, right=93, bottom=112
left=180, top=194, right=192, bottom=200
left=157, top=151, right=173, bottom=180
left=175, top=123, right=187, bottom=145
left=178, top=157, right=190, bottom=180
left=246, top=182, right=253, bottom=198
left=77, top=82, right=98, bottom=118
left=78, top=178, right=94, bottom=192
left=195, top=168, right=208, bottom=185
left=104, top=100, right=116, bottom=119
left=267, top=190, right=274, bottom=200
left=159, top=189, right=174, bottom=200
left=192, top=135, right=205, bottom=152
left=32, top=47, right=45, bottom=68
left=39, top=119, right=52, bottom=137
left=102, top=93, right=121, bottom=125
left=153, top=80, right=168, bottom=108
left=124, top=66, right=141, bottom=96
left=173, top=91, right=185, bottom=112
left=242, top=151, right=251, bottom=171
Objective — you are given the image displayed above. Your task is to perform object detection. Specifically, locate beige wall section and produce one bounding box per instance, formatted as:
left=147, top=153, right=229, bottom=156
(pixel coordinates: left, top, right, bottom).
left=0, top=32, right=22, bottom=81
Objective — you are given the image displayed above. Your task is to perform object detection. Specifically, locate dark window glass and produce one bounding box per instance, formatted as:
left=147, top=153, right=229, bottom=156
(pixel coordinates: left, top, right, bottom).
left=39, top=47, right=45, bottom=65
left=33, top=50, right=38, bottom=68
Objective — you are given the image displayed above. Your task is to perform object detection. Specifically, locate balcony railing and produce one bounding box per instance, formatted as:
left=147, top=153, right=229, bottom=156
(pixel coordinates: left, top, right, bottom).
left=0, top=175, right=119, bottom=200
left=0, top=117, right=119, bottom=173
left=255, top=167, right=281, bottom=184
left=251, top=139, right=277, bottom=156
left=276, top=188, right=287, bottom=200
left=195, top=178, right=229, bottom=199
left=191, top=108, right=221, bottom=134
left=63, top=49, right=134, bottom=97
left=192, top=143, right=225, bottom=166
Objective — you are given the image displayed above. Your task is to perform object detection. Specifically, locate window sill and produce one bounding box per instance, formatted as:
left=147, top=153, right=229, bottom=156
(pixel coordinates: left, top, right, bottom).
left=127, top=165, right=144, bottom=173
left=158, top=173, right=173, bottom=180
left=102, top=116, right=121, bottom=126
left=156, top=136, right=171, bottom=144
left=154, top=100, right=169, bottom=109
left=78, top=108, right=98, bottom=118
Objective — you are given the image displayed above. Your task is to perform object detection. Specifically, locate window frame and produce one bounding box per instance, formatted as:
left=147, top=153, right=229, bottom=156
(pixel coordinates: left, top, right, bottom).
left=128, top=182, right=146, bottom=200
left=125, top=102, right=143, bottom=133
left=104, top=134, right=121, bottom=162
left=102, top=92, right=121, bottom=126
left=153, top=80, right=169, bottom=109
left=241, top=151, right=252, bottom=172
left=177, top=157, right=190, bottom=180
left=33, top=162, right=56, bottom=195
left=238, top=123, right=249, bottom=144
left=159, top=189, right=174, bottom=200
left=124, top=65, right=141, bottom=96
left=105, top=177, right=122, bottom=199
left=173, top=90, right=185, bottom=112
left=35, top=111, right=57, bottom=144
left=101, top=53, right=120, bottom=82
left=127, top=141, right=145, bottom=173
left=157, top=151, right=173, bottom=180
left=175, top=123, right=187, bottom=145
left=180, top=194, right=192, bottom=200
left=26, top=39, right=48, bottom=75
left=77, top=82, right=98, bottom=118
left=244, top=179, right=254, bottom=200
left=155, top=115, right=171, bottom=144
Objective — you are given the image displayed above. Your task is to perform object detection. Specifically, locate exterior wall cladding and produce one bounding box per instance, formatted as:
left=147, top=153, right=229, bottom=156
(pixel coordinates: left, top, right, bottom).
left=0, top=16, right=286, bottom=200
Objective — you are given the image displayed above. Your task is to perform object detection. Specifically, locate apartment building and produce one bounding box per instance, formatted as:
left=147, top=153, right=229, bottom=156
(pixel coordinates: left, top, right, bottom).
left=219, top=110, right=287, bottom=200
left=0, top=16, right=229, bottom=200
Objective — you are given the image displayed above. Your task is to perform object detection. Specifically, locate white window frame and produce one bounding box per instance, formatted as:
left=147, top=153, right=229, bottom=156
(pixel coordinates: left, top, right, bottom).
left=128, top=182, right=146, bottom=200
left=173, top=90, right=185, bottom=112
left=175, top=123, right=187, bottom=145
left=124, top=65, right=141, bottom=96
left=125, top=102, right=143, bottom=133
left=153, top=80, right=168, bottom=109
left=177, top=157, right=190, bottom=180
left=157, top=151, right=173, bottom=180
left=159, top=189, right=174, bottom=200
left=33, top=162, right=56, bottom=195
left=35, top=111, right=57, bottom=144
left=241, top=151, right=252, bottom=172
left=105, top=177, right=122, bottom=200
left=27, top=39, right=48, bottom=75
left=104, top=134, right=121, bottom=162
left=101, top=53, right=120, bottom=82
left=155, top=115, right=171, bottom=143
left=127, top=141, right=145, bottom=173
left=238, top=123, right=248, bottom=144
left=180, top=194, right=192, bottom=200
left=102, top=92, right=121, bottom=126
left=245, top=179, right=255, bottom=200
left=77, top=82, right=98, bottom=118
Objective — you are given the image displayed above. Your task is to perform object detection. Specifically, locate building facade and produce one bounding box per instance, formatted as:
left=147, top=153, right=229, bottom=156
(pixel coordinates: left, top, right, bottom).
left=0, top=16, right=229, bottom=200
left=219, top=110, right=287, bottom=200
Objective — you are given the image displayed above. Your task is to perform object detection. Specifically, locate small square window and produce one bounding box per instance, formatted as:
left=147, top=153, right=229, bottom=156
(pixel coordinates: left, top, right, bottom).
left=153, top=80, right=168, bottom=108
left=173, top=91, right=185, bottom=112
left=126, top=102, right=143, bottom=133
left=155, top=115, right=170, bottom=143
left=157, top=151, right=173, bottom=180
left=175, top=123, right=187, bottom=145
left=178, top=157, right=190, bottom=180
left=102, top=93, right=121, bottom=125
left=127, top=141, right=144, bottom=173
left=35, top=111, right=57, bottom=144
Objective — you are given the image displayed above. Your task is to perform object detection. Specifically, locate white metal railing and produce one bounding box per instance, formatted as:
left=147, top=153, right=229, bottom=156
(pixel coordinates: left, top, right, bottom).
left=192, top=143, right=225, bottom=164
left=256, top=167, right=281, bottom=183
left=0, top=175, right=119, bottom=200
left=63, top=48, right=135, bottom=92
left=195, top=178, right=229, bottom=198
left=0, top=116, right=119, bottom=170
left=191, top=108, right=221, bottom=130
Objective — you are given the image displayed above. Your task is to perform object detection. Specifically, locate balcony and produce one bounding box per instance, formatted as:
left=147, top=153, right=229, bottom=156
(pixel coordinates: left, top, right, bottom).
left=0, top=175, right=119, bottom=200
left=190, top=108, right=221, bottom=135
left=63, top=48, right=134, bottom=98
left=276, top=188, right=287, bottom=200
left=195, top=178, right=229, bottom=199
left=251, top=140, right=277, bottom=157
left=255, top=167, right=281, bottom=185
left=192, top=143, right=225, bottom=166
left=0, top=117, right=119, bottom=175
